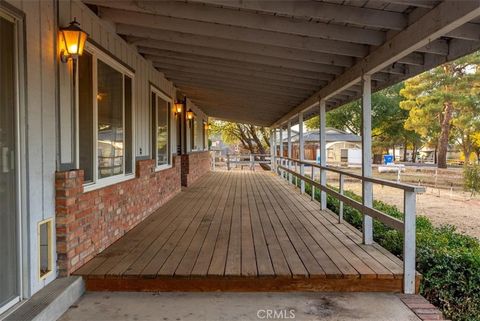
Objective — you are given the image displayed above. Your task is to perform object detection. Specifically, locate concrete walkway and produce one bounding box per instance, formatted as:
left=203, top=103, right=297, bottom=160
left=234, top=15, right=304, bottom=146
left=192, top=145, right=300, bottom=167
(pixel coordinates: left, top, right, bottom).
left=59, top=292, right=420, bottom=321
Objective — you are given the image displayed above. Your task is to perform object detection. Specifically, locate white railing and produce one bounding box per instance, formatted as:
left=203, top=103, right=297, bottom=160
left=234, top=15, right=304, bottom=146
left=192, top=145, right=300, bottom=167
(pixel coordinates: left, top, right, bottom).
left=276, top=156, right=425, bottom=294
left=226, top=153, right=271, bottom=171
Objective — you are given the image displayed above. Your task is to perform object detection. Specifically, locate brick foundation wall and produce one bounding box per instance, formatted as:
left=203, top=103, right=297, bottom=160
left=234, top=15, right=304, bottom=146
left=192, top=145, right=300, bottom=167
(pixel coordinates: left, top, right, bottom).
left=55, top=156, right=181, bottom=276
left=181, top=151, right=211, bottom=187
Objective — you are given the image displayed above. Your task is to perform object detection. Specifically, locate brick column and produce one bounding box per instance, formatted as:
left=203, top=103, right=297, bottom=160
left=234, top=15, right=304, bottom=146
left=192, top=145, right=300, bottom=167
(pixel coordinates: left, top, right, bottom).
left=55, top=170, right=84, bottom=276
left=180, top=151, right=211, bottom=187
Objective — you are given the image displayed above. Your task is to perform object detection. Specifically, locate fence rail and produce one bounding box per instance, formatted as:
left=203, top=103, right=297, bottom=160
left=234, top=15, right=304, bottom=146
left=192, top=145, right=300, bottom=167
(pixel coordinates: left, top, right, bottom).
left=275, top=156, right=425, bottom=294
left=225, top=154, right=271, bottom=171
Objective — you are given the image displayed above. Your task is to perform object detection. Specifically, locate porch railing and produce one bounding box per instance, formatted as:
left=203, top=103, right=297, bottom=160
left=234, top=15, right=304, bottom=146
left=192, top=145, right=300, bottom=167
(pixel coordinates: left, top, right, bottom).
left=226, top=154, right=271, bottom=171
left=275, top=156, right=425, bottom=294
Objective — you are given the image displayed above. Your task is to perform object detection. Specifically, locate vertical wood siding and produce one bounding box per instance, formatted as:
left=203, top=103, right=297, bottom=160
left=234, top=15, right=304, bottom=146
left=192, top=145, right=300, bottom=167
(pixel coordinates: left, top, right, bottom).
left=4, top=0, right=209, bottom=297
left=5, top=0, right=58, bottom=294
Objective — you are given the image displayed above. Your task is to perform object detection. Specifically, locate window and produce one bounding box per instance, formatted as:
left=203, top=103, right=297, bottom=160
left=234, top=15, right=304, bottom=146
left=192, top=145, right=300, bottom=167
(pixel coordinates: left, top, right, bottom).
left=151, top=87, right=171, bottom=169
left=78, top=44, right=134, bottom=187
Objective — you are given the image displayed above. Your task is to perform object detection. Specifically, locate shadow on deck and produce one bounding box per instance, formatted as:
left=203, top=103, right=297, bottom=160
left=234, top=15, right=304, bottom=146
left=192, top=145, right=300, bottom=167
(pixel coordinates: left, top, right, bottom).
left=74, top=170, right=420, bottom=292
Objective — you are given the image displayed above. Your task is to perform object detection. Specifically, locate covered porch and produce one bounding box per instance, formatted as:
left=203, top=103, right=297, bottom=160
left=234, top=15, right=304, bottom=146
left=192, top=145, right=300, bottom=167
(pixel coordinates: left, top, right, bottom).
left=74, top=170, right=415, bottom=293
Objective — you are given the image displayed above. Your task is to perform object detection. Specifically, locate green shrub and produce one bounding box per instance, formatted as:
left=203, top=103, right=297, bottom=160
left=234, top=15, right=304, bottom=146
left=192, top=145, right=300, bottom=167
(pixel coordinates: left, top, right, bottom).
left=301, top=181, right=480, bottom=321
left=464, top=164, right=480, bottom=195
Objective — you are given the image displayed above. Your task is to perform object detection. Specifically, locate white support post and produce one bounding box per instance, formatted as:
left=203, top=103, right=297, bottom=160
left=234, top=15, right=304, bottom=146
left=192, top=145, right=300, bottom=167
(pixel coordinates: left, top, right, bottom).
left=299, top=112, right=305, bottom=194
left=319, top=99, right=327, bottom=210
left=279, top=127, right=284, bottom=178
left=403, top=191, right=417, bottom=294
left=362, top=74, right=374, bottom=245
left=287, top=121, right=292, bottom=184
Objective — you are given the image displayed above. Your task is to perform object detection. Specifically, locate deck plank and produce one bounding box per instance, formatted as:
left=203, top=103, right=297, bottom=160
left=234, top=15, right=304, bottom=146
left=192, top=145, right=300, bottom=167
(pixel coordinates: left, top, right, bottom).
left=190, top=172, right=234, bottom=276
left=253, top=174, right=310, bottom=277
left=256, top=174, right=325, bottom=277
left=240, top=172, right=258, bottom=276
left=75, top=170, right=417, bottom=293
left=134, top=174, right=224, bottom=276
left=258, top=174, right=343, bottom=278
left=247, top=171, right=292, bottom=276
left=245, top=171, right=275, bottom=276
left=156, top=172, right=229, bottom=276
left=208, top=173, right=237, bottom=276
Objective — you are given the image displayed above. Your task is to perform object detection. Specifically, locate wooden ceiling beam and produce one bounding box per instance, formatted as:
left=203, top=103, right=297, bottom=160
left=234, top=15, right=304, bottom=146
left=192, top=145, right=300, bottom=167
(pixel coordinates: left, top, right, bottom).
left=95, top=6, right=370, bottom=57
left=176, top=86, right=303, bottom=106
left=143, top=53, right=336, bottom=82
left=169, top=75, right=312, bottom=99
left=184, top=0, right=408, bottom=30
left=151, top=61, right=328, bottom=87
left=155, top=65, right=323, bottom=91
left=119, top=26, right=353, bottom=67
left=96, top=4, right=386, bottom=46
left=136, top=45, right=345, bottom=75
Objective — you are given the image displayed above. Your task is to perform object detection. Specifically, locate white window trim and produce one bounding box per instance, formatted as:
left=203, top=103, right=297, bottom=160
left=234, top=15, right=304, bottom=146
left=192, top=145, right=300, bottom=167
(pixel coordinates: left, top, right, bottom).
left=76, top=42, right=136, bottom=191
left=151, top=86, right=173, bottom=172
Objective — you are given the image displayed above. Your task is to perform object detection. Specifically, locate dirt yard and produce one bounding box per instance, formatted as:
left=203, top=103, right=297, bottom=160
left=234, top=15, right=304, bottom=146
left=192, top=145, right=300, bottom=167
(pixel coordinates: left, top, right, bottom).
left=343, top=182, right=480, bottom=240
left=304, top=165, right=480, bottom=240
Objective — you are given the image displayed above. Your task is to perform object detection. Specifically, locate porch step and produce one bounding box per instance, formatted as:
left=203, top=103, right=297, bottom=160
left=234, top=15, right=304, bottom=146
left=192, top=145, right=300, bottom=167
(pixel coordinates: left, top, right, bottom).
left=3, top=277, right=84, bottom=321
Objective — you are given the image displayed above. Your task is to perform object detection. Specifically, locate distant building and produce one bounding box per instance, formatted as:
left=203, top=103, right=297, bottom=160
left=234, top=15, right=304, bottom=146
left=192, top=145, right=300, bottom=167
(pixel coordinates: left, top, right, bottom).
left=280, top=128, right=362, bottom=163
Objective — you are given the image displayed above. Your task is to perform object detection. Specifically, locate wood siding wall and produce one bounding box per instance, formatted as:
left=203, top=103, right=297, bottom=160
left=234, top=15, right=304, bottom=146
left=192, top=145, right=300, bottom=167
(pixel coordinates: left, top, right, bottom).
left=4, top=0, right=209, bottom=298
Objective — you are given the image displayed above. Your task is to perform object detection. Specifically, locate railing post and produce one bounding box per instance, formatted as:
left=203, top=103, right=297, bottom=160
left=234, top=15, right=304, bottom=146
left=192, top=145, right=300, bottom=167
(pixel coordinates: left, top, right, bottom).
left=279, top=127, right=284, bottom=179
left=227, top=154, right=230, bottom=171
left=287, top=120, right=292, bottom=184
left=299, top=112, right=305, bottom=194
left=212, top=151, right=216, bottom=171
left=250, top=154, right=254, bottom=171
left=339, top=173, right=344, bottom=224
left=311, top=166, right=315, bottom=201
left=362, top=74, right=374, bottom=245
left=271, top=128, right=276, bottom=173
left=319, top=99, right=327, bottom=210
left=294, top=161, right=298, bottom=186
left=403, top=190, right=417, bottom=294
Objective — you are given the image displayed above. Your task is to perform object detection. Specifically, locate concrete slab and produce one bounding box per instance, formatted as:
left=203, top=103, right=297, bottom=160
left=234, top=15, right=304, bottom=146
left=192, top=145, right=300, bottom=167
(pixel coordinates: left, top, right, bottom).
left=59, top=292, right=420, bottom=321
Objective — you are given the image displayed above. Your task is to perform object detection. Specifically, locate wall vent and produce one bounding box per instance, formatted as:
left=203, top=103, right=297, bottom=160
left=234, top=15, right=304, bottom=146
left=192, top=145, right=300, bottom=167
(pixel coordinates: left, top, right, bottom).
left=38, top=218, right=53, bottom=279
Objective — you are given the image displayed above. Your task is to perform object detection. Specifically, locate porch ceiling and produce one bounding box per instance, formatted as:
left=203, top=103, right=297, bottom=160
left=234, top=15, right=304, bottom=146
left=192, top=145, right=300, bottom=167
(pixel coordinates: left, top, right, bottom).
left=84, top=0, right=480, bottom=126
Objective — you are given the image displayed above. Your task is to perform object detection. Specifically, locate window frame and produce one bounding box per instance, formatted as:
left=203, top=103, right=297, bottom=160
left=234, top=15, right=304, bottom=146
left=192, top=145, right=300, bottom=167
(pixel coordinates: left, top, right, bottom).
left=76, top=42, right=135, bottom=192
left=150, top=85, right=173, bottom=172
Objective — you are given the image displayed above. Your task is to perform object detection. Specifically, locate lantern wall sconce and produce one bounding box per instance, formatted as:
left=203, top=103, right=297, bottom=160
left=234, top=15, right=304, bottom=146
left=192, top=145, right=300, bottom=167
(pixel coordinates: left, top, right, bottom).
left=59, top=18, right=88, bottom=63
left=186, top=109, right=194, bottom=120
left=174, top=102, right=183, bottom=115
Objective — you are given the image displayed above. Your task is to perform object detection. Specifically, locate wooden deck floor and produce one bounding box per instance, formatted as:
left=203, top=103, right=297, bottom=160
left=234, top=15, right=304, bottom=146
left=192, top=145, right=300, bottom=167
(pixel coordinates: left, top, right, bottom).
left=75, top=170, right=418, bottom=292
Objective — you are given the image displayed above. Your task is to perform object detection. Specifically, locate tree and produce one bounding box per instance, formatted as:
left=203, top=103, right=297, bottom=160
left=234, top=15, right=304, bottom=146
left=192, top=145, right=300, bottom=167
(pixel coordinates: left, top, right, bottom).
left=400, top=52, right=480, bottom=168
left=209, top=121, right=270, bottom=154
